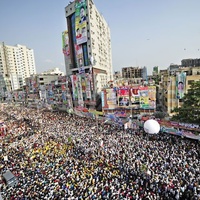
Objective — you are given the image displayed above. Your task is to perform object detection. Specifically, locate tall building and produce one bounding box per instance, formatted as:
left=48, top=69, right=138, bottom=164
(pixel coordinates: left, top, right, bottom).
left=0, top=42, right=36, bottom=91
left=63, top=0, right=113, bottom=108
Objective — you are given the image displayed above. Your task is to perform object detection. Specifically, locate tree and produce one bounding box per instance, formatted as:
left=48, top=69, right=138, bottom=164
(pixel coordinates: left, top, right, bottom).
left=171, top=81, right=200, bottom=124
left=153, top=111, right=166, bottom=119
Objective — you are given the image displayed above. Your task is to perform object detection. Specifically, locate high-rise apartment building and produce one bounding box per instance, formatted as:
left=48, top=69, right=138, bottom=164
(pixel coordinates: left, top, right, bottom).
left=0, top=42, right=36, bottom=91
left=63, top=0, right=113, bottom=107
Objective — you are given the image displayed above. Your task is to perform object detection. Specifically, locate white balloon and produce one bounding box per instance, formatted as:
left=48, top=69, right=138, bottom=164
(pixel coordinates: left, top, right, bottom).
left=144, top=119, right=160, bottom=134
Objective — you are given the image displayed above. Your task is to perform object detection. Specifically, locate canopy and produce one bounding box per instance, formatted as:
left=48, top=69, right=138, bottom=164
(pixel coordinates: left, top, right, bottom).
left=144, top=119, right=160, bottom=134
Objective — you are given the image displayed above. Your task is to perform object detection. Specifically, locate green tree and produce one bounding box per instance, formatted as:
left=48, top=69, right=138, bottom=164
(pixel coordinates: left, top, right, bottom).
left=153, top=111, right=166, bottom=119
left=171, top=81, right=200, bottom=124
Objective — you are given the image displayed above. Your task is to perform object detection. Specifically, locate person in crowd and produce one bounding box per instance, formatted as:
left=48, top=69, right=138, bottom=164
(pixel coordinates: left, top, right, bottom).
left=0, top=103, right=199, bottom=200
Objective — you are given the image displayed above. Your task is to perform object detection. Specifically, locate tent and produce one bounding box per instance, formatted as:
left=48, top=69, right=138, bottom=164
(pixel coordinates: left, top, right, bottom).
left=144, top=119, right=160, bottom=134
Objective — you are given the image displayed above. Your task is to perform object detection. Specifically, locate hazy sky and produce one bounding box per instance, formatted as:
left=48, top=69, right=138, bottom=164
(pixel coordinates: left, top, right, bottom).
left=1, top=0, right=200, bottom=75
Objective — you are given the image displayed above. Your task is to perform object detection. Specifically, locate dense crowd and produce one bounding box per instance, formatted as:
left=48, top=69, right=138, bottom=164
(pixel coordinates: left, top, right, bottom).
left=0, top=103, right=199, bottom=200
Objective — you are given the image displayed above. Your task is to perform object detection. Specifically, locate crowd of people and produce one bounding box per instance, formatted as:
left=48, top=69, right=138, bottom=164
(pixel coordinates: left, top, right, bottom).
left=0, top=103, right=199, bottom=200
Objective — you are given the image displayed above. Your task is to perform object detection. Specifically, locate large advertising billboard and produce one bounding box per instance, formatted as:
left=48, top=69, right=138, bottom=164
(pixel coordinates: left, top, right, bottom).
left=70, top=75, right=78, bottom=100
left=75, top=0, right=87, bottom=45
left=106, top=89, right=117, bottom=105
left=130, top=86, right=140, bottom=108
left=117, top=87, right=129, bottom=106
left=148, top=86, right=156, bottom=109
left=116, top=86, right=156, bottom=109
left=176, top=72, right=186, bottom=99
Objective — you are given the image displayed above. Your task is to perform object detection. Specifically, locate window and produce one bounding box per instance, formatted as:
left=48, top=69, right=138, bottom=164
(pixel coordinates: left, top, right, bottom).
left=188, top=80, right=194, bottom=85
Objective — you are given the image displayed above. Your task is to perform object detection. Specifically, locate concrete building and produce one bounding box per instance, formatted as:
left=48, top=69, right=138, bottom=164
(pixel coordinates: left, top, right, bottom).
left=159, top=66, right=200, bottom=115
left=122, top=66, right=147, bottom=81
left=181, top=58, right=200, bottom=67
left=63, top=0, right=113, bottom=101
left=0, top=42, right=36, bottom=91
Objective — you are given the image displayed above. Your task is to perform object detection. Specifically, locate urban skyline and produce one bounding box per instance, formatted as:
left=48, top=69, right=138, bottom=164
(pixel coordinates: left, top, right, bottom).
left=0, top=0, right=200, bottom=75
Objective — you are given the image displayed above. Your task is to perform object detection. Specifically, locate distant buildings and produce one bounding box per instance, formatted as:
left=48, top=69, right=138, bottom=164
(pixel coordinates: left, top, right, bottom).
left=122, top=66, right=147, bottom=80
left=25, top=68, right=65, bottom=95
left=181, top=58, right=200, bottom=67
left=158, top=63, right=200, bottom=115
left=0, top=42, right=36, bottom=91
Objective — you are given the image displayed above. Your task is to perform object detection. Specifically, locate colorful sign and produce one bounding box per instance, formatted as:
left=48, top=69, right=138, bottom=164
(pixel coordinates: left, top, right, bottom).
left=62, top=30, right=70, bottom=56
left=148, top=86, right=156, bottom=109
left=130, top=86, right=140, bottom=108
left=106, top=89, right=117, bottom=105
left=118, top=87, right=129, bottom=107
left=176, top=72, right=186, bottom=99
left=117, top=87, right=129, bottom=96
left=75, top=0, right=87, bottom=45
left=70, top=75, right=78, bottom=100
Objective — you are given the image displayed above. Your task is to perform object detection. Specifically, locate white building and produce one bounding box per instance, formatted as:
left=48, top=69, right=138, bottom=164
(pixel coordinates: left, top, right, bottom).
left=42, top=67, right=65, bottom=76
left=0, top=42, right=36, bottom=91
left=64, top=0, right=113, bottom=94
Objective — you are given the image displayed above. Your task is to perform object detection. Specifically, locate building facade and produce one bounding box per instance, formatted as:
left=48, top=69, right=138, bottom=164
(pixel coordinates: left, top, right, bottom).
left=159, top=66, right=200, bottom=115
left=0, top=42, right=36, bottom=91
left=63, top=0, right=113, bottom=107
left=122, top=66, right=147, bottom=81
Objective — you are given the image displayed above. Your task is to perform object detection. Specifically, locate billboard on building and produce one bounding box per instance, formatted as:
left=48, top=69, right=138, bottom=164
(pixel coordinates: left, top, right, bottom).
left=70, top=75, right=78, bottom=100
left=176, top=72, right=186, bottom=99
left=117, top=87, right=129, bottom=106
left=139, top=86, right=149, bottom=109
left=106, top=89, right=117, bottom=105
left=62, top=30, right=70, bottom=56
left=75, top=44, right=84, bottom=68
left=148, top=86, right=156, bottom=109
left=75, top=0, right=87, bottom=45
left=77, top=75, right=84, bottom=106
left=130, top=86, right=140, bottom=108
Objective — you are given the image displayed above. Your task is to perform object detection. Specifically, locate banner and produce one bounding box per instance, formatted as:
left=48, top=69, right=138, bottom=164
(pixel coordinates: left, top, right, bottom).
left=62, top=30, right=70, bottom=56
left=176, top=72, right=186, bottom=99
left=148, top=86, right=156, bottom=109
left=106, top=89, right=117, bottom=105
left=77, top=75, right=83, bottom=106
left=70, top=75, right=78, bottom=100
left=118, top=87, right=129, bottom=107
left=118, top=87, right=129, bottom=96
left=139, top=86, right=149, bottom=109
left=75, top=44, right=83, bottom=68
left=130, top=87, right=140, bottom=108
left=75, top=0, right=87, bottom=45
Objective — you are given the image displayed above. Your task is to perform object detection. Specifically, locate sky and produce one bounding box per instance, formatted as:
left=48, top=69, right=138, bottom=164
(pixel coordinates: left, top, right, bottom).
left=1, top=0, right=200, bottom=75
